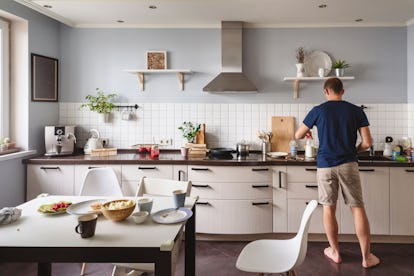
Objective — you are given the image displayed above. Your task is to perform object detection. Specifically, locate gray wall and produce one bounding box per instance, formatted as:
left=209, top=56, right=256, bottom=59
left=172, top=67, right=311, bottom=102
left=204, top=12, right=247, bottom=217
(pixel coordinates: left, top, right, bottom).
left=60, top=26, right=407, bottom=104
left=0, top=0, right=61, bottom=206
left=408, top=23, right=414, bottom=103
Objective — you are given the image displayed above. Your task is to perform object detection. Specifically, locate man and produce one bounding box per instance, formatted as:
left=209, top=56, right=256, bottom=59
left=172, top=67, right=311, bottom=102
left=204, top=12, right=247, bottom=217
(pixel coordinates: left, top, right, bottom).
left=294, top=77, right=380, bottom=268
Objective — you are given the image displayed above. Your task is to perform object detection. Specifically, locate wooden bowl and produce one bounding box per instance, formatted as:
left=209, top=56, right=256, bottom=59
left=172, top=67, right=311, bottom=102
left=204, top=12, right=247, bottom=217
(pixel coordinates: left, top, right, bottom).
left=101, top=199, right=136, bottom=222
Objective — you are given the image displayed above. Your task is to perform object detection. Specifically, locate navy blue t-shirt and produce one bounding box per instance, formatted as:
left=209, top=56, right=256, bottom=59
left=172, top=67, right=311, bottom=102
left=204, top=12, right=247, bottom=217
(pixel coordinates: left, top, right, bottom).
left=303, top=100, right=369, bottom=168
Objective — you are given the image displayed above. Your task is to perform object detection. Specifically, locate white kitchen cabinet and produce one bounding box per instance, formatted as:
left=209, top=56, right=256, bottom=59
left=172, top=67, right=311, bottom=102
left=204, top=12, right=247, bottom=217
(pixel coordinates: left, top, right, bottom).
left=390, top=167, right=414, bottom=235
left=273, top=166, right=288, bottom=232
left=27, top=164, right=74, bottom=200
left=188, top=165, right=273, bottom=234
left=286, top=166, right=338, bottom=233
left=74, top=164, right=122, bottom=196
left=121, top=164, right=174, bottom=196
left=340, top=167, right=389, bottom=235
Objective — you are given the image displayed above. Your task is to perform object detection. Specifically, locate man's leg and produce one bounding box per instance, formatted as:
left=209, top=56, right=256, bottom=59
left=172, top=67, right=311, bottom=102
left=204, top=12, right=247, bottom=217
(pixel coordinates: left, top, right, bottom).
left=323, top=204, right=342, bottom=263
left=351, top=206, right=380, bottom=268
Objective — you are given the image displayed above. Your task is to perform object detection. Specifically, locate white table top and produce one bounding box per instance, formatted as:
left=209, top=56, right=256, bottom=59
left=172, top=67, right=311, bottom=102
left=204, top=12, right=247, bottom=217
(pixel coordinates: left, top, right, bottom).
left=0, top=195, right=196, bottom=250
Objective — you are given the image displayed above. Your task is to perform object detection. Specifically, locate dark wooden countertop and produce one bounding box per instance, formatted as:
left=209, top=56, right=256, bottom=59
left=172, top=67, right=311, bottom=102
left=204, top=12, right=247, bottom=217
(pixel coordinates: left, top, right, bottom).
left=23, top=150, right=414, bottom=167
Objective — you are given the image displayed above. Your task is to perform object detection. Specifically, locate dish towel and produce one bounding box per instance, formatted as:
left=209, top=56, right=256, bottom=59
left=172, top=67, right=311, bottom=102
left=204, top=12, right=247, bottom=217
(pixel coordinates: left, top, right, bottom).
left=0, top=207, right=22, bottom=225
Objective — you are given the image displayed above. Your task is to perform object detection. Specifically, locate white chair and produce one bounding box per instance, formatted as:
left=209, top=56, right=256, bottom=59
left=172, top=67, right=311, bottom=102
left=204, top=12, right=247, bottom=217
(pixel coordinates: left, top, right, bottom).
left=236, top=200, right=318, bottom=276
left=79, top=167, right=123, bottom=276
left=112, top=176, right=192, bottom=276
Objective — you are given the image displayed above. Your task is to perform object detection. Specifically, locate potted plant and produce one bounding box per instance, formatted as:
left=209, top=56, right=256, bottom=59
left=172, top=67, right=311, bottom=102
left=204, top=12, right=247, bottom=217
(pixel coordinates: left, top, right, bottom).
left=81, top=88, right=117, bottom=123
left=295, top=47, right=305, bottom=77
left=178, top=121, right=201, bottom=144
left=332, top=59, right=350, bottom=77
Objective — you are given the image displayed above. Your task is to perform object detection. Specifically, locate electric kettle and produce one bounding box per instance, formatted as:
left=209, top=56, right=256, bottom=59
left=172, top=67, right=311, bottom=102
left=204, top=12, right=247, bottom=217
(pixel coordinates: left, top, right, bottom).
left=84, top=129, right=103, bottom=154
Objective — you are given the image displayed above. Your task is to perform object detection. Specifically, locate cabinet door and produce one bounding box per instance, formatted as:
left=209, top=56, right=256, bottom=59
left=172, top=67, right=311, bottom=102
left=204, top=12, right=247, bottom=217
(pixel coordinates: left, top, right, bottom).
left=122, top=165, right=173, bottom=181
left=173, top=165, right=188, bottom=181
left=390, top=168, right=414, bottom=235
left=340, top=167, right=389, bottom=235
left=74, top=165, right=122, bottom=196
left=195, top=199, right=273, bottom=234
left=273, top=166, right=288, bottom=233
left=288, top=199, right=325, bottom=233
left=27, top=165, right=74, bottom=200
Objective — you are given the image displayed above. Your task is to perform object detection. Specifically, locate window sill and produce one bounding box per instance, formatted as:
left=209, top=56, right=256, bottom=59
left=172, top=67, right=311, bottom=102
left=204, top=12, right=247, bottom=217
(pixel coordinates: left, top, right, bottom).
left=0, top=150, right=37, bottom=162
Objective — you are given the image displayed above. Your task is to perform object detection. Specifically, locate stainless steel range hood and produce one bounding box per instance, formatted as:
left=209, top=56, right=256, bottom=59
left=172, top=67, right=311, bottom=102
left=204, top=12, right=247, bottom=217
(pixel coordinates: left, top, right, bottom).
left=203, top=21, right=257, bottom=93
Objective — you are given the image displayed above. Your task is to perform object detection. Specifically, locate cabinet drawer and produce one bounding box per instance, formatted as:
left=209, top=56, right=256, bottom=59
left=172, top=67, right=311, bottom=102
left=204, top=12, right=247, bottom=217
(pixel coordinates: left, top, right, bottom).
left=287, top=166, right=317, bottom=183
left=287, top=199, right=326, bottom=234
left=287, top=182, right=318, bottom=199
left=122, top=165, right=173, bottom=180
left=190, top=182, right=272, bottom=200
left=195, top=199, right=273, bottom=234
left=188, top=166, right=272, bottom=183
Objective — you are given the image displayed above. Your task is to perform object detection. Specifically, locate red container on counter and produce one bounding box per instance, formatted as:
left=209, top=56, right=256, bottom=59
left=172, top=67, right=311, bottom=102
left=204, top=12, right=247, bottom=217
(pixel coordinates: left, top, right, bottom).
left=150, top=145, right=159, bottom=158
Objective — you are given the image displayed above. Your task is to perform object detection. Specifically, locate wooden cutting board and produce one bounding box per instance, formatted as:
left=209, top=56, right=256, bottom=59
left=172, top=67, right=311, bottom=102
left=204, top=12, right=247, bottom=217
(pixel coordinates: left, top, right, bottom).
left=196, top=123, right=205, bottom=144
left=271, top=116, right=295, bottom=152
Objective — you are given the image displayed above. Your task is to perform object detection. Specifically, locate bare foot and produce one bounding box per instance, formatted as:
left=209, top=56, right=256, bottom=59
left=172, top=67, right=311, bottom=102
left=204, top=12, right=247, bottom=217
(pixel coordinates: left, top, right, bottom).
left=362, top=253, right=380, bottom=268
left=324, top=247, right=342, bottom=264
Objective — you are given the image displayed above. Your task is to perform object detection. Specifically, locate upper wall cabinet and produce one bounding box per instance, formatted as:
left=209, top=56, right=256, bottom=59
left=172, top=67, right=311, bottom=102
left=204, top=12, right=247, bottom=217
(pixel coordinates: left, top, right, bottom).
left=124, top=69, right=192, bottom=91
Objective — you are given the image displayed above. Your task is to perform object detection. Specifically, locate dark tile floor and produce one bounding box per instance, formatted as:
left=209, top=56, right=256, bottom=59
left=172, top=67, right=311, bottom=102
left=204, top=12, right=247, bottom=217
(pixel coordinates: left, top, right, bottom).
left=1, top=241, right=413, bottom=276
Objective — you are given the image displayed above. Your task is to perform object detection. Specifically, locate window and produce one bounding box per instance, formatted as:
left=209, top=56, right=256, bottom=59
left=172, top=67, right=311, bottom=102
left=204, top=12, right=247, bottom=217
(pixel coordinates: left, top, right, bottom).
left=0, top=18, right=10, bottom=139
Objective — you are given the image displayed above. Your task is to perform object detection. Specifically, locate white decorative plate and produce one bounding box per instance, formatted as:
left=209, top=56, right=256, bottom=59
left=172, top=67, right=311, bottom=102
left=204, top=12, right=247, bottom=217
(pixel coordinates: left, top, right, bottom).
left=267, top=152, right=288, bottom=158
left=66, top=199, right=106, bottom=216
left=152, top=208, right=193, bottom=224
left=304, top=50, right=332, bottom=77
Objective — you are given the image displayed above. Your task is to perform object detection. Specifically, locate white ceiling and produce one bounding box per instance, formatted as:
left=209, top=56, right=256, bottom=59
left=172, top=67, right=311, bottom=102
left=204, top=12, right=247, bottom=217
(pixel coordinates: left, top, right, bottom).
left=14, top=0, right=414, bottom=28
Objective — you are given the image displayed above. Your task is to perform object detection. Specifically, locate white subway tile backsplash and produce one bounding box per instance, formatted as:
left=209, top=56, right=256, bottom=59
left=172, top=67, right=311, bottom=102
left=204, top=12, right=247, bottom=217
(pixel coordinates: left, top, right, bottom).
left=60, top=103, right=411, bottom=151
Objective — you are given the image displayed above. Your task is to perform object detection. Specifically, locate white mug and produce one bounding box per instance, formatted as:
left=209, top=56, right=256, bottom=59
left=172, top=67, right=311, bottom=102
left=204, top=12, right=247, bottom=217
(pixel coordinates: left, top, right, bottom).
left=318, top=68, right=325, bottom=77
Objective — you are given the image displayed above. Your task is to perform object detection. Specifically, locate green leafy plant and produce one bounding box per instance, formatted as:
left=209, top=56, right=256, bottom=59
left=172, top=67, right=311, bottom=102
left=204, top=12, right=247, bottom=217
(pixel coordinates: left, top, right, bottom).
left=296, top=47, right=305, bottom=64
left=178, top=121, right=201, bottom=143
left=81, top=88, right=117, bottom=114
left=332, top=59, right=350, bottom=69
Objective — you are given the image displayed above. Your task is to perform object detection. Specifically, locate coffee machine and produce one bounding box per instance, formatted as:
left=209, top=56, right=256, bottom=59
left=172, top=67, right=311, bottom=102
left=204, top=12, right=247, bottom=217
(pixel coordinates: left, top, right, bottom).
left=44, top=126, right=76, bottom=156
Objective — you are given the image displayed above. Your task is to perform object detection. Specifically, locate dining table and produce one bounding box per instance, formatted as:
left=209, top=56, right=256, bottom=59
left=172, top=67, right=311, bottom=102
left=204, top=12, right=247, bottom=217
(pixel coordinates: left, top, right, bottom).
left=0, top=195, right=197, bottom=276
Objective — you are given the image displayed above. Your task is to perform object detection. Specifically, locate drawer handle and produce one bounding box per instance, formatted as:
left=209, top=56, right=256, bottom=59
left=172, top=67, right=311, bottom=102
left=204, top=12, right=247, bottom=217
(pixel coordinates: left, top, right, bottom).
left=305, top=185, right=318, bottom=189
left=192, top=184, right=210, bottom=188
left=138, top=167, right=157, bottom=170
left=252, top=201, right=270, bottom=206
left=305, top=168, right=317, bottom=171
left=306, top=201, right=322, bottom=206
left=252, top=185, right=269, bottom=188
left=359, top=169, right=375, bottom=172
left=178, top=170, right=185, bottom=181
left=40, top=166, right=60, bottom=170
left=405, top=169, right=414, bottom=173
left=196, top=202, right=210, bottom=205
left=191, top=168, right=210, bottom=171
left=251, top=168, right=269, bottom=172
left=88, top=166, right=101, bottom=169
left=279, top=171, right=282, bottom=188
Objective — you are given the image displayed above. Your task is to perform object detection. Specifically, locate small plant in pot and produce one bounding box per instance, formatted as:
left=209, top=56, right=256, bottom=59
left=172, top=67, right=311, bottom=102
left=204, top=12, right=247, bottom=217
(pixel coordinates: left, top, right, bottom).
left=332, top=59, right=350, bottom=77
left=178, top=121, right=201, bottom=144
left=81, top=88, right=117, bottom=123
left=295, top=47, right=305, bottom=77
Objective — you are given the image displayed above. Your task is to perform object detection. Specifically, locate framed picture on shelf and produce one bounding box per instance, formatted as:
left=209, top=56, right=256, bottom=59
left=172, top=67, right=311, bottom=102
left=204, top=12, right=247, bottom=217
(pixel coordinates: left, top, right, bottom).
left=146, top=51, right=167, bottom=70
left=31, top=53, right=58, bottom=102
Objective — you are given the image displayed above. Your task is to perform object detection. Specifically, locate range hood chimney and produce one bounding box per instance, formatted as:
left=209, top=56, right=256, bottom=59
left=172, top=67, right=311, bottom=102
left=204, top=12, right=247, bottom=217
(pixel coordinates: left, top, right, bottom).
left=203, top=21, right=257, bottom=93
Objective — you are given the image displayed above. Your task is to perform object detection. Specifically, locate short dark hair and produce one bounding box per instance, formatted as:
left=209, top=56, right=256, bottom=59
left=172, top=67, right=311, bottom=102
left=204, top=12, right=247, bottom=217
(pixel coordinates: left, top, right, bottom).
left=324, top=77, right=343, bottom=94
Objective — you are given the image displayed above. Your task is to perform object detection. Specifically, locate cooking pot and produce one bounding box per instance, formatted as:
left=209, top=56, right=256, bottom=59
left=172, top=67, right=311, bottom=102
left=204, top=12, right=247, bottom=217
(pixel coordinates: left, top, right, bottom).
left=84, top=129, right=103, bottom=154
left=209, top=148, right=233, bottom=158
left=236, top=143, right=250, bottom=156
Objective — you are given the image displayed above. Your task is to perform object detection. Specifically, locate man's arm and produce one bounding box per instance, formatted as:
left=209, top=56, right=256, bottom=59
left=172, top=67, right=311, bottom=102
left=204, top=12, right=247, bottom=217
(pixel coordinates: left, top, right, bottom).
left=295, top=123, right=310, bottom=140
left=357, top=126, right=373, bottom=152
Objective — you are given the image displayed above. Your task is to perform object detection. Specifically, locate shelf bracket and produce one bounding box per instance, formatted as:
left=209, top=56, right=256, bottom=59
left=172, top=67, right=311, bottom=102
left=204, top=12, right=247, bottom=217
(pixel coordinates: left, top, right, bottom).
left=138, top=72, right=144, bottom=91
left=293, top=80, right=300, bottom=99
left=177, top=72, right=184, bottom=91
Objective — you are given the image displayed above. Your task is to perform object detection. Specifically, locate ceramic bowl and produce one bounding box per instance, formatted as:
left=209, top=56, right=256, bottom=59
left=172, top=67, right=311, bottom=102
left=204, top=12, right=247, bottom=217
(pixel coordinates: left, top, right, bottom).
left=131, top=211, right=149, bottom=224
left=101, top=199, right=136, bottom=222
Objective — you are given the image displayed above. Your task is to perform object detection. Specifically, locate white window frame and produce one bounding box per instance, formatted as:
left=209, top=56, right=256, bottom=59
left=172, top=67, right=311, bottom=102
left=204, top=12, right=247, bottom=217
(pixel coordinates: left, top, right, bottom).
left=0, top=18, right=10, bottom=139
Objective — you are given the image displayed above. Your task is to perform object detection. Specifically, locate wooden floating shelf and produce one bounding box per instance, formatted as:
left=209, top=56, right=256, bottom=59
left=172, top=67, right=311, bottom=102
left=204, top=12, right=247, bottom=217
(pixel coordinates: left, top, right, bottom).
left=283, top=76, right=355, bottom=99
left=124, top=69, right=192, bottom=91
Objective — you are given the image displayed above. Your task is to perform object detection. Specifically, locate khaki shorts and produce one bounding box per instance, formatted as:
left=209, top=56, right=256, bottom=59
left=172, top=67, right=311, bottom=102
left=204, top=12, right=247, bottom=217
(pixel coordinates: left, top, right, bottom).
left=317, top=162, right=364, bottom=207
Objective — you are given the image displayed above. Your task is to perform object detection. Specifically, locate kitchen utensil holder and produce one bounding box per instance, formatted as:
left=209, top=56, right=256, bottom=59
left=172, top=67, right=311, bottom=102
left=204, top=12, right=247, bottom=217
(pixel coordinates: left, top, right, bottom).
left=262, top=142, right=271, bottom=154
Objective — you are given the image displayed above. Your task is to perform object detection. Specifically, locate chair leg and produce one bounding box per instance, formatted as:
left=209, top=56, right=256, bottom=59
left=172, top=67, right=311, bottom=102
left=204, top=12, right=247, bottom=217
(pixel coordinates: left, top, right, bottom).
left=258, top=273, right=264, bottom=276
left=291, top=270, right=297, bottom=276
left=80, top=262, right=87, bottom=275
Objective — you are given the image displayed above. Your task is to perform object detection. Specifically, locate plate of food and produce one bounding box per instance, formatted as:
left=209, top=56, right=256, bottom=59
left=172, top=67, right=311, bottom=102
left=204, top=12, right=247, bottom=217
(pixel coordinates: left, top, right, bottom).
left=304, top=50, right=332, bottom=77
left=152, top=208, right=193, bottom=224
left=38, top=201, right=72, bottom=215
left=267, top=152, right=288, bottom=158
left=66, top=199, right=106, bottom=216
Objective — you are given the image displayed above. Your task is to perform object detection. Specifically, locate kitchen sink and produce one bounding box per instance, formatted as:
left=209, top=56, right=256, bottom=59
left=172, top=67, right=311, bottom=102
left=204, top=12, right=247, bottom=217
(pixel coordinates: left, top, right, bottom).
left=357, top=155, right=392, bottom=162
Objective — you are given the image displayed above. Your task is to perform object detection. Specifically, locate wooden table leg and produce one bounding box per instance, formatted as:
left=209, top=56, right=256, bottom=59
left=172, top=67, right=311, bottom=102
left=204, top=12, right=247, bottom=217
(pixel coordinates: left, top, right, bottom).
left=185, top=204, right=196, bottom=276
left=155, top=251, right=172, bottom=276
left=38, top=262, right=51, bottom=276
